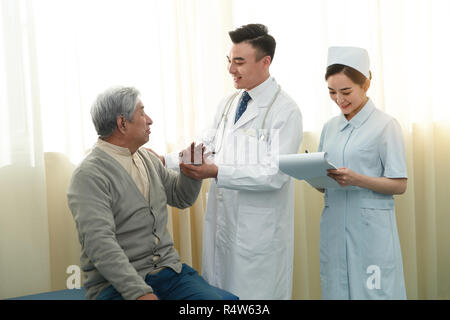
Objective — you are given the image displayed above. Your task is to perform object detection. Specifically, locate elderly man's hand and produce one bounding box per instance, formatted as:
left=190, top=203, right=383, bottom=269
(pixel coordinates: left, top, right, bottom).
left=180, top=162, right=218, bottom=180
left=137, top=293, right=158, bottom=300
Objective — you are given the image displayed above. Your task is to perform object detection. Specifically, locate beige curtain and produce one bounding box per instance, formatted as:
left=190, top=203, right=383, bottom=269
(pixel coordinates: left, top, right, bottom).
left=1, top=0, right=449, bottom=300
left=0, top=0, right=52, bottom=299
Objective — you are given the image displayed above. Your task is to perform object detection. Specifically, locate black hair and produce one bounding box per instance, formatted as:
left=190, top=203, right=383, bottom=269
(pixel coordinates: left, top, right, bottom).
left=325, top=64, right=372, bottom=86
left=228, top=24, right=276, bottom=62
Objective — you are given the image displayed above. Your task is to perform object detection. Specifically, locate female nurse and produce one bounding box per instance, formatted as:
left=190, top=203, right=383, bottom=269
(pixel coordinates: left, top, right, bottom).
left=318, top=46, right=408, bottom=299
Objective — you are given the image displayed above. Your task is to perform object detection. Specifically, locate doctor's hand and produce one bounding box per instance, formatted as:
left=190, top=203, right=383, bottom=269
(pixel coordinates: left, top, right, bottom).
left=180, top=162, right=218, bottom=180
left=327, top=167, right=361, bottom=187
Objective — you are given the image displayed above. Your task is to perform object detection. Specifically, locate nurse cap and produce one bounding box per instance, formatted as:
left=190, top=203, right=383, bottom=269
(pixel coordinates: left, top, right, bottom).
left=327, top=46, right=370, bottom=79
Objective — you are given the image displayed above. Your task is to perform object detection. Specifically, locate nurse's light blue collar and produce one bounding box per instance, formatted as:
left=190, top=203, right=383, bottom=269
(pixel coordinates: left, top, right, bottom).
left=246, top=76, right=278, bottom=108
left=338, top=98, right=376, bottom=131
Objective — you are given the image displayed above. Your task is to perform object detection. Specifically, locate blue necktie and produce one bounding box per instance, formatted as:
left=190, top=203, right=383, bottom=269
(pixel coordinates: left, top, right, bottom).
left=234, top=91, right=251, bottom=123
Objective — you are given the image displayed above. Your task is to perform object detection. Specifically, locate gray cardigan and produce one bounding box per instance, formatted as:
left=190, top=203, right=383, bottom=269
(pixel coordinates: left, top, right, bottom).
left=67, top=147, right=201, bottom=300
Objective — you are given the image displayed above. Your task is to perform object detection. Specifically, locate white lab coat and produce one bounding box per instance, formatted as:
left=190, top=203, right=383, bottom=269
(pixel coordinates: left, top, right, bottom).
left=167, top=77, right=303, bottom=299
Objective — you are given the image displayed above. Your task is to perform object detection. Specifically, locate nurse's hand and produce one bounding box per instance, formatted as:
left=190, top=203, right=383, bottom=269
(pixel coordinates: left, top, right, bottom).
left=327, top=167, right=360, bottom=187
left=328, top=168, right=408, bottom=194
left=180, top=162, right=218, bottom=180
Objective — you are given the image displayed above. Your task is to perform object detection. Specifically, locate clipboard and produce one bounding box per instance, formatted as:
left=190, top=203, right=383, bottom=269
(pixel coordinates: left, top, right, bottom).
left=279, top=152, right=341, bottom=188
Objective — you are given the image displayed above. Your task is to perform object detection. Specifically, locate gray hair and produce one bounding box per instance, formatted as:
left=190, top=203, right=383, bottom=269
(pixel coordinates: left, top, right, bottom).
left=90, top=86, right=140, bottom=138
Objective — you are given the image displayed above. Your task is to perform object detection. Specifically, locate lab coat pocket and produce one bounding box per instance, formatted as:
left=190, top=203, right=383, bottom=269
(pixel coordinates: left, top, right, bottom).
left=234, top=131, right=274, bottom=168
left=360, top=201, right=396, bottom=268
left=236, top=205, right=276, bottom=254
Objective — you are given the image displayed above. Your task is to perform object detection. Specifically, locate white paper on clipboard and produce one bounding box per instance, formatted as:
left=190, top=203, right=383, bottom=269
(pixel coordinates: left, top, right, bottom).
left=279, top=152, right=341, bottom=189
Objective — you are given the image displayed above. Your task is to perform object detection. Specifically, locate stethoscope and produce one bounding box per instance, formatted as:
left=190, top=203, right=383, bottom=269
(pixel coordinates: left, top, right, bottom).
left=211, top=85, right=281, bottom=155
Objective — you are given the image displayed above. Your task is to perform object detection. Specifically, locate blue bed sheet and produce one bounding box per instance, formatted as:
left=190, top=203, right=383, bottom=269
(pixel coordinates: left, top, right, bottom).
left=7, top=288, right=86, bottom=300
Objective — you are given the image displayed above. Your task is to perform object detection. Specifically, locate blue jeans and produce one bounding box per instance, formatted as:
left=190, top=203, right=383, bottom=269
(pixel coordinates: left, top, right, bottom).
left=96, top=264, right=238, bottom=300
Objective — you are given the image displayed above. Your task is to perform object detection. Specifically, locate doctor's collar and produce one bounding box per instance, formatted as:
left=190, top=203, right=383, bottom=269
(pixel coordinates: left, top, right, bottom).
left=245, top=76, right=277, bottom=108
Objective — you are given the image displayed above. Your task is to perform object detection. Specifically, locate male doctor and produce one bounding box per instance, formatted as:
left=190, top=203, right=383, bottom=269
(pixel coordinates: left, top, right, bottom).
left=161, top=24, right=303, bottom=299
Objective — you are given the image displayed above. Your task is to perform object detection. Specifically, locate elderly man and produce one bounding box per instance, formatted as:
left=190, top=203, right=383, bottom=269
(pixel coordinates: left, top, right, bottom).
left=67, top=86, right=237, bottom=300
